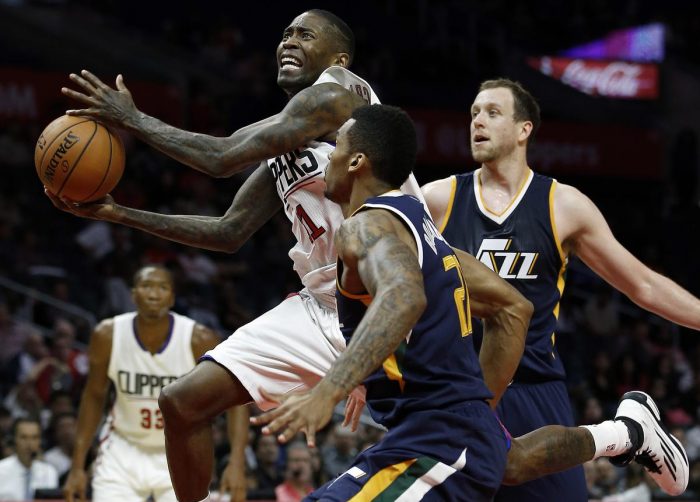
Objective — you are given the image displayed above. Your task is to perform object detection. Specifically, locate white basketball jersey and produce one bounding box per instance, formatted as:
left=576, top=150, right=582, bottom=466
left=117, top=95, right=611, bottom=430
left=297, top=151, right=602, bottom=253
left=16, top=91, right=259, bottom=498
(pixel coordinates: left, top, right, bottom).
left=266, top=66, right=425, bottom=308
left=105, top=312, right=196, bottom=449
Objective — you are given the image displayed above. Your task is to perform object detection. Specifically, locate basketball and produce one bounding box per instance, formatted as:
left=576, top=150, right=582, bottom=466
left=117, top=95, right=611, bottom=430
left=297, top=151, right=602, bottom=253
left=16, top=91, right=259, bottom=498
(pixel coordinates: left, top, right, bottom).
left=35, top=115, right=125, bottom=202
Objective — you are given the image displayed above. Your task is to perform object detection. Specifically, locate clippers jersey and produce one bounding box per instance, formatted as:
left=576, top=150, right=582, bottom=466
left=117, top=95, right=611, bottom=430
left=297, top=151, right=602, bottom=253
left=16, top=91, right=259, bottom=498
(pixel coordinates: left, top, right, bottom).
left=105, top=312, right=196, bottom=449
left=336, top=193, right=492, bottom=429
left=440, top=170, right=567, bottom=382
left=266, top=66, right=424, bottom=308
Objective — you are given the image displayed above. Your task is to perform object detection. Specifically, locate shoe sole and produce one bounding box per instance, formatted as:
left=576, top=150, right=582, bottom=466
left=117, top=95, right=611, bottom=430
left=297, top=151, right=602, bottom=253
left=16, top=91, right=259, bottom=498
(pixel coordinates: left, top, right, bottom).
left=620, top=391, right=689, bottom=495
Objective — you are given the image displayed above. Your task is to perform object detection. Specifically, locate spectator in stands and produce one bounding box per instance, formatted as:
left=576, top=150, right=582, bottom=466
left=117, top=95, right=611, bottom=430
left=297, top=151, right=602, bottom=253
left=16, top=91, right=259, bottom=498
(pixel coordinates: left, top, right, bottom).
left=321, top=423, right=358, bottom=480
left=0, top=417, right=58, bottom=500
left=44, top=412, right=76, bottom=479
left=275, top=442, right=314, bottom=502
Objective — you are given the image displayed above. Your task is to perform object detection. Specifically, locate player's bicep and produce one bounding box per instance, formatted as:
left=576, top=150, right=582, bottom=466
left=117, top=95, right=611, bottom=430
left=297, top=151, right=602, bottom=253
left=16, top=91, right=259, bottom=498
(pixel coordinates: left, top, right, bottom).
left=563, top=189, right=645, bottom=295
left=353, top=212, right=424, bottom=299
left=421, top=177, right=454, bottom=231
left=84, top=321, right=113, bottom=395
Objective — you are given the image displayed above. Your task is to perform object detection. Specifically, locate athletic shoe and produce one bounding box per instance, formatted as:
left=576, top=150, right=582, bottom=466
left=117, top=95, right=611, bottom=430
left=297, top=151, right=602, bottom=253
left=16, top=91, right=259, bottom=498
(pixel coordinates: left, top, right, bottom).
left=613, top=391, right=688, bottom=496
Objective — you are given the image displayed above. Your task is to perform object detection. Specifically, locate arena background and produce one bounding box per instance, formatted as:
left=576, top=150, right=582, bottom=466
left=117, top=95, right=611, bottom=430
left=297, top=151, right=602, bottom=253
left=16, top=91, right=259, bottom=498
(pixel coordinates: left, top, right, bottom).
left=1, top=0, right=699, bottom=500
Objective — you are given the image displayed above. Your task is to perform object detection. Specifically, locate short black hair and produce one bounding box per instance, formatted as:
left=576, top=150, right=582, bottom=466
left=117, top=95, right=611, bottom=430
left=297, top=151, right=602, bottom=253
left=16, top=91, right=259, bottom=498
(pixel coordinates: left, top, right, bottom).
left=307, top=9, right=355, bottom=65
left=346, top=105, right=417, bottom=187
left=132, top=264, right=174, bottom=288
left=12, top=416, right=41, bottom=437
left=479, top=78, right=541, bottom=144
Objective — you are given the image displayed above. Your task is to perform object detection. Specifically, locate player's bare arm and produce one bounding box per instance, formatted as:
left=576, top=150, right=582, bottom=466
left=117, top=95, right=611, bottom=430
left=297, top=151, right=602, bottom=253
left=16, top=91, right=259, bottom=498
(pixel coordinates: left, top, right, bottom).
left=421, top=177, right=454, bottom=229
left=251, top=210, right=426, bottom=446
left=46, top=163, right=281, bottom=253
left=451, top=247, right=532, bottom=407
left=64, top=319, right=114, bottom=502
left=554, top=182, right=700, bottom=329
left=63, top=70, right=364, bottom=177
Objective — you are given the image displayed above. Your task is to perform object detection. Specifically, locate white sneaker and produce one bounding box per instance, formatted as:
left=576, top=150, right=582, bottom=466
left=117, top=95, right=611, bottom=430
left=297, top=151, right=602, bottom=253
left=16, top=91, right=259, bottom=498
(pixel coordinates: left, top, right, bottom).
left=614, top=391, right=689, bottom=496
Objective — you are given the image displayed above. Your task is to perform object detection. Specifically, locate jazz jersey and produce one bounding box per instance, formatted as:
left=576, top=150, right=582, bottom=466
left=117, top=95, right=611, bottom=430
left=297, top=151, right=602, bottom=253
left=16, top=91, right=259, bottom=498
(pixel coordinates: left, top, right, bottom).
left=440, top=170, right=567, bottom=382
left=336, top=192, right=492, bottom=428
left=105, top=312, right=196, bottom=449
left=266, top=66, right=424, bottom=308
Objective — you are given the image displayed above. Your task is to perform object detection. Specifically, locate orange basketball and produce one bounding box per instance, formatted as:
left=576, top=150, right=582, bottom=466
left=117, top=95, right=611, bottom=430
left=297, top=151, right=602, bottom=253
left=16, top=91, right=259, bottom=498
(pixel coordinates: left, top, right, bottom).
left=35, top=115, right=125, bottom=202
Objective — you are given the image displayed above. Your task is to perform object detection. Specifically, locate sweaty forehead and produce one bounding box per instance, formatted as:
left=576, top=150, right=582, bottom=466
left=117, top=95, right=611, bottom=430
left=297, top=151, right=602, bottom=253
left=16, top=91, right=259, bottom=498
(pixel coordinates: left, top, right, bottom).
left=286, top=12, right=327, bottom=33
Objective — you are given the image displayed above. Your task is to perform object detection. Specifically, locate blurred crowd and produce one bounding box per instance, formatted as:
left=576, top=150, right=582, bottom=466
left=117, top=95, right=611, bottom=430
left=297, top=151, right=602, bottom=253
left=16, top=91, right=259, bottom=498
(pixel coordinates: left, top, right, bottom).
left=2, top=0, right=700, bottom=500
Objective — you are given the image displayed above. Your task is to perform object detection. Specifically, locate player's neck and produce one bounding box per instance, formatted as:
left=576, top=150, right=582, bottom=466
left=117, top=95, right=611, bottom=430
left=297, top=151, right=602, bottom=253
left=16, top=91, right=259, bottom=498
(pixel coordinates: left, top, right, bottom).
left=134, top=314, right=172, bottom=353
left=346, top=180, right=393, bottom=216
left=478, top=159, right=530, bottom=196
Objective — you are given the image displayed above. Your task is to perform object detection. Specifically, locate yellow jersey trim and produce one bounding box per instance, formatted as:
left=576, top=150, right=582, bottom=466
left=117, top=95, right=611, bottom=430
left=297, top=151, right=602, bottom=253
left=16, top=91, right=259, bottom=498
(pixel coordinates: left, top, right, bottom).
left=438, top=176, right=457, bottom=234
left=478, top=168, right=532, bottom=217
left=549, top=181, right=566, bottom=263
left=382, top=354, right=406, bottom=392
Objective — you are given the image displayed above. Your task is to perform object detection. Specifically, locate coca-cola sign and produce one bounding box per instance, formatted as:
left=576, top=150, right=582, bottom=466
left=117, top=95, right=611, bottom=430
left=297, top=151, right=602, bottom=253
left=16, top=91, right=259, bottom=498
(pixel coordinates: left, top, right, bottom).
left=527, top=57, right=659, bottom=99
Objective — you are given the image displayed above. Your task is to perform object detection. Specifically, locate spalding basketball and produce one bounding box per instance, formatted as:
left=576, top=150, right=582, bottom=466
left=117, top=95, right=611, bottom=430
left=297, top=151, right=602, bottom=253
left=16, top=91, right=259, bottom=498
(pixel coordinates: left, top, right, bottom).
left=35, top=115, right=125, bottom=202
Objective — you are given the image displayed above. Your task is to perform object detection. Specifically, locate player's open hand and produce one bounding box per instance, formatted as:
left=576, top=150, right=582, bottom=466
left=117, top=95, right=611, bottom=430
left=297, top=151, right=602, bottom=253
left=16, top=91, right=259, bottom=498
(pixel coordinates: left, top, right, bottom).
left=219, top=460, right=247, bottom=502
left=250, top=388, right=335, bottom=448
left=44, top=188, right=117, bottom=220
left=63, top=467, right=88, bottom=502
left=62, top=70, right=138, bottom=129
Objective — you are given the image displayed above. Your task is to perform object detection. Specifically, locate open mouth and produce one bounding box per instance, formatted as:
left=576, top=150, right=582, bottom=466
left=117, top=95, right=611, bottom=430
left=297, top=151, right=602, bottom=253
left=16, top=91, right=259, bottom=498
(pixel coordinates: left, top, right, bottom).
left=280, top=55, right=303, bottom=69
left=473, top=134, right=489, bottom=144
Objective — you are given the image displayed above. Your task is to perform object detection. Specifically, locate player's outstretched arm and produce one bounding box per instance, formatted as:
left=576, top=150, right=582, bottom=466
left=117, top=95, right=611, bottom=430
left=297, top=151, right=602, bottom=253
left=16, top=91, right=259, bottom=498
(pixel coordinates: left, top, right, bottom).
left=555, top=183, right=700, bottom=330
left=64, top=320, right=113, bottom=502
left=46, top=163, right=281, bottom=253
left=63, top=71, right=361, bottom=178
left=451, top=247, right=532, bottom=407
left=252, top=210, right=426, bottom=446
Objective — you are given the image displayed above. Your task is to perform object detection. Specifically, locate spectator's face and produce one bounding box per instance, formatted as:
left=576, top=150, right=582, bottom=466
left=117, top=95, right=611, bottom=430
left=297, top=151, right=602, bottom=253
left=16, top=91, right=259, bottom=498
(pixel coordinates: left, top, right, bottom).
left=14, top=422, right=41, bottom=464
left=54, top=416, right=77, bottom=448
left=132, top=267, right=175, bottom=320
left=25, top=333, right=48, bottom=359
left=286, top=446, right=312, bottom=484
left=256, top=434, right=279, bottom=464
left=334, top=430, right=356, bottom=454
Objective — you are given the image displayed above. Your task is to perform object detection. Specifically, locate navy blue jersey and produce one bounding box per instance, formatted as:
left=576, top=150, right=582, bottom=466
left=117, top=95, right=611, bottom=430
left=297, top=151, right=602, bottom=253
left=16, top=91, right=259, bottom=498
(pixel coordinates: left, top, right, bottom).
left=440, top=170, right=567, bottom=382
left=336, top=192, right=492, bottom=429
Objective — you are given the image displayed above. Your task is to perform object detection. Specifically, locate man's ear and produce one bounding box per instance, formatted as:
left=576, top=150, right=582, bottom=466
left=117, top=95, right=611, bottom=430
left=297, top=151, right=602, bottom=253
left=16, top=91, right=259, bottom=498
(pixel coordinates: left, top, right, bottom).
left=334, top=53, right=350, bottom=68
left=348, top=154, right=364, bottom=172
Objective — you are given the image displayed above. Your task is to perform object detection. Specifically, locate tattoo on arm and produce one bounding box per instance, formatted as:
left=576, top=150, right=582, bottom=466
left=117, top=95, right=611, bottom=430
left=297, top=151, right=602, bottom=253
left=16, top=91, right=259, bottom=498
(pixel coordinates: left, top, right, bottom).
left=324, top=213, right=426, bottom=396
left=132, top=84, right=359, bottom=177
left=113, top=164, right=280, bottom=252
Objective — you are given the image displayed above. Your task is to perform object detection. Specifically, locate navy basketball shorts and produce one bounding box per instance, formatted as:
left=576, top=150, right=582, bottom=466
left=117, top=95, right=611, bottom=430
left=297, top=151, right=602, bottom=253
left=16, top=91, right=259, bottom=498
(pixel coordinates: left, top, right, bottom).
left=308, top=400, right=509, bottom=501
left=494, top=380, right=588, bottom=502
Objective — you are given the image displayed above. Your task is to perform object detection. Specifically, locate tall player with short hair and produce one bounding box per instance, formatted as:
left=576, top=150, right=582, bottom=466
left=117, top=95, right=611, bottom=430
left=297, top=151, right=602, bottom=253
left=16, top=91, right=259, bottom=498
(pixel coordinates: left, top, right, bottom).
left=48, top=10, right=423, bottom=502
left=422, top=78, right=700, bottom=502
left=62, top=265, right=222, bottom=502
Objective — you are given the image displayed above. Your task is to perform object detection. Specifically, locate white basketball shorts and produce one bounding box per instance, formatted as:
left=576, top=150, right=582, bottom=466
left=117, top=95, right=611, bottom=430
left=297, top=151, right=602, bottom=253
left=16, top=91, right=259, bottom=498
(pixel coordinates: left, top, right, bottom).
left=204, top=289, right=346, bottom=410
left=91, top=432, right=175, bottom=502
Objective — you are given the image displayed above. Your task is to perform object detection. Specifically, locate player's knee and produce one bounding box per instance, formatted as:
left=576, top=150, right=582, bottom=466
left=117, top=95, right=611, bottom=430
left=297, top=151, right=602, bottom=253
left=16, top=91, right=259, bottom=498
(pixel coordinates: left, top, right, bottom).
left=158, top=381, right=194, bottom=428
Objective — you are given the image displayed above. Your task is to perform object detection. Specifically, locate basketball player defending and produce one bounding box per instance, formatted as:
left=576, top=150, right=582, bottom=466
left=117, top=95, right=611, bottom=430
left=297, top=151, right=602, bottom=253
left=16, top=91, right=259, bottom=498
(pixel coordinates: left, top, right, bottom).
left=253, top=105, right=689, bottom=500
left=62, top=265, right=222, bottom=502
left=421, top=79, right=700, bottom=502
left=49, top=10, right=423, bottom=502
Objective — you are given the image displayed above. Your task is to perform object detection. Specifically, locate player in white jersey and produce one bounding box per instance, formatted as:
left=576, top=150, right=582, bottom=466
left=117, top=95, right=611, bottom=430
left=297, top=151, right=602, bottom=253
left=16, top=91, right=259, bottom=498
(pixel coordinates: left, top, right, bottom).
left=47, top=9, right=422, bottom=502
left=62, top=265, right=221, bottom=502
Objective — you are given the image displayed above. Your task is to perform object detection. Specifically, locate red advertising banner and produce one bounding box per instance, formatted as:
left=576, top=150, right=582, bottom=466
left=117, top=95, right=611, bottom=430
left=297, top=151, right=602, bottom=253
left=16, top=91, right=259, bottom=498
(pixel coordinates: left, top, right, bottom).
left=407, top=108, right=662, bottom=179
left=0, top=68, right=183, bottom=125
left=527, top=57, right=659, bottom=99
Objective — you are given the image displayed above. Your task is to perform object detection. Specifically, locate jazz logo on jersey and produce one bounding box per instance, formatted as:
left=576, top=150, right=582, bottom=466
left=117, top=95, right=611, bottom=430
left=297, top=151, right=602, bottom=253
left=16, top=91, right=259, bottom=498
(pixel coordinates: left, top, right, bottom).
left=475, top=238, right=539, bottom=280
